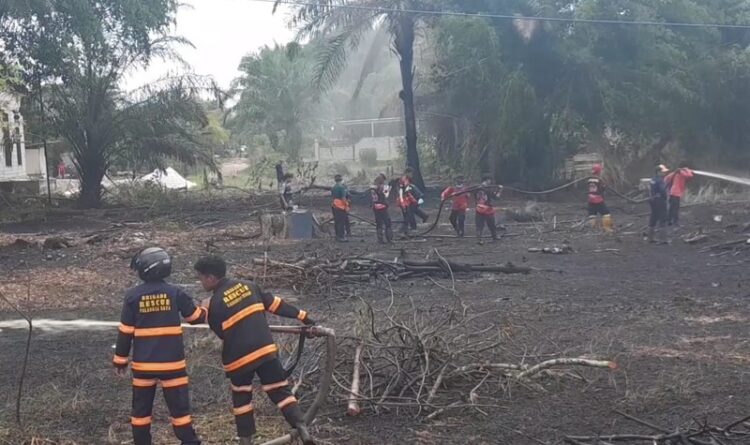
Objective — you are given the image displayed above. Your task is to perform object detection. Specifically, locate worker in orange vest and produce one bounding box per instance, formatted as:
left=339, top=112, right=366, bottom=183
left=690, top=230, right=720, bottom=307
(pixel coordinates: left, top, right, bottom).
left=475, top=175, right=502, bottom=244
left=370, top=173, right=393, bottom=243
left=398, top=167, right=428, bottom=235
left=331, top=174, right=351, bottom=242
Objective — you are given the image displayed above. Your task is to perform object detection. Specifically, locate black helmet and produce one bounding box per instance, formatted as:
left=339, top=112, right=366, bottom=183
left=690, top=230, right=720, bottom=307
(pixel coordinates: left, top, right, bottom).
left=130, top=247, right=172, bottom=281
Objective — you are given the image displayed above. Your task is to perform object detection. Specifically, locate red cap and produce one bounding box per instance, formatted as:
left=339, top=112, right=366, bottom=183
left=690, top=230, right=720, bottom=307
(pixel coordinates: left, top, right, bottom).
left=592, top=164, right=603, bottom=175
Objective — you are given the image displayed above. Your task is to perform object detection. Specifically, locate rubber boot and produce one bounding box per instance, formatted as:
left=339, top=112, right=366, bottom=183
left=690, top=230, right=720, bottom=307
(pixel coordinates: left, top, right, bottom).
left=385, top=226, right=393, bottom=243
left=647, top=227, right=656, bottom=244
left=295, top=423, right=315, bottom=445
left=602, top=215, right=614, bottom=234
left=376, top=227, right=385, bottom=244
left=658, top=226, right=669, bottom=245
left=588, top=217, right=598, bottom=230
left=239, top=436, right=255, bottom=445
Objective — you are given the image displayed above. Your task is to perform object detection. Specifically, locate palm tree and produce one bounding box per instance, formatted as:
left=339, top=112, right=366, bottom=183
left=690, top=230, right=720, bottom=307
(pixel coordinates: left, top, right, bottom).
left=47, top=37, right=220, bottom=208
left=276, top=0, right=432, bottom=190
left=231, top=43, right=316, bottom=159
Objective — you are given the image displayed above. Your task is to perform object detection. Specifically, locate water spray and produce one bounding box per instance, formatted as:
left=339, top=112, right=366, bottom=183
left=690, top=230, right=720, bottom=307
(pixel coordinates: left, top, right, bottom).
left=692, top=170, right=750, bottom=187
left=0, top=318, right=207, bottom=333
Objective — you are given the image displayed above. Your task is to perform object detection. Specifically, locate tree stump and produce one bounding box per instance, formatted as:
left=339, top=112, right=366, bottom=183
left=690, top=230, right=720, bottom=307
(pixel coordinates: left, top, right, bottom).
left=260, top=212, right=287, bottom=239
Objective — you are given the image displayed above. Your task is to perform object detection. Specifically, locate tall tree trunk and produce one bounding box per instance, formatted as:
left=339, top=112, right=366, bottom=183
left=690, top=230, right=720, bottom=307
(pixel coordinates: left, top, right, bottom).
left=77, top=148, right=106, bottom=209
left=394, top=15, right=424, bottom=191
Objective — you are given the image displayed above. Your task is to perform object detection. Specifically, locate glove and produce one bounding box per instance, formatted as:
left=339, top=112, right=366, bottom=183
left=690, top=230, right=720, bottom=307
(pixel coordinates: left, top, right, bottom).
left=418, top=199, right=424, bottom=205
left=302, top=316, right=316, bottom=326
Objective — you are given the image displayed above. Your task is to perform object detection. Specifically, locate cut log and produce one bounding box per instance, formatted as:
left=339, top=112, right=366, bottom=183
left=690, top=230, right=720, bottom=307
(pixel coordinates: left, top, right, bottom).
left=259, top=213, right=287, bottom=239
left=347, top=343, right=363, bottom=417
left=402, top=260, right=531, bottom=275
left=683, top=234, right=709, bottom=244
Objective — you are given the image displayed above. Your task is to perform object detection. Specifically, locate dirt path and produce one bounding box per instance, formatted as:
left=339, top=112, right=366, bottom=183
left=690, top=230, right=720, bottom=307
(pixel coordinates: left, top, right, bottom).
left=1, top=195, right=749, bottom=444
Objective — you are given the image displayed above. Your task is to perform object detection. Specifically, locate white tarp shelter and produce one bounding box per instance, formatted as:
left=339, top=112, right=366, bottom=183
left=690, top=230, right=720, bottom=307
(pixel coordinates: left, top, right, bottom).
left=141, top=167, right=196, bottom=190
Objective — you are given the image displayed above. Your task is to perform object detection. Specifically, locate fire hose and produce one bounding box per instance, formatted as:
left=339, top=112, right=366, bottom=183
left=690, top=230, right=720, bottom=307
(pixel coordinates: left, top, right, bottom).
left=417, top=177, right=589, bottom=236
left=262, top=325, right=337, bottom=445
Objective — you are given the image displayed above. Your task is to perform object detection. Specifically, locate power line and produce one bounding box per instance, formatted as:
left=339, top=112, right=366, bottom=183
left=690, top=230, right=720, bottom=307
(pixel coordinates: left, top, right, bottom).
left=254, top=0, right=750, bottom=30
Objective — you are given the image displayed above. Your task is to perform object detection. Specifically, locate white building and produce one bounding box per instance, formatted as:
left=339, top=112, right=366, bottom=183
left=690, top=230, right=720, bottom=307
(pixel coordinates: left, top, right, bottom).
left=0, top=91, right=46, bottom=192
left=311, top=117, right=404, bottom=164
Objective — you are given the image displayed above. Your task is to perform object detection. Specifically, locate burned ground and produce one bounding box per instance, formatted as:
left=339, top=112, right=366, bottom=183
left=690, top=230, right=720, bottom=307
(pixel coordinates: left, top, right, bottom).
left=1, top=193, right=750, bottom=445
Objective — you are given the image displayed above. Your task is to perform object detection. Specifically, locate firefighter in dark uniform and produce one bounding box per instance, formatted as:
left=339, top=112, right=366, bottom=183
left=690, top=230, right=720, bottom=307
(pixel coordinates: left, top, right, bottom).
left=370, top=173, right=393, bottom=243
left=114, top=247, right=207, bottom=445
left=193, top=256, right=316, bottom=445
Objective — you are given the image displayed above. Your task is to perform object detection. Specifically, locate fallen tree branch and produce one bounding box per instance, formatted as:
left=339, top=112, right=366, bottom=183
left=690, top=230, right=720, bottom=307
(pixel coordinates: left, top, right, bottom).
left=516, top=358, right=617, bottom=380
left=347, top=343, right=364, bottom=416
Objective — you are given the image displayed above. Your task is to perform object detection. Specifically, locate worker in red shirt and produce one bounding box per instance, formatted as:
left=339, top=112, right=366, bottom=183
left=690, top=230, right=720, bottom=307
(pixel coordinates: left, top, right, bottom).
left=586, top=164, right=614, bottom=234
left=370, top=173, right=393, bottom=243
left=398, top=167, right=428, bottom=234
left=665, top=164, right=694, bottom=226
left=441, top=175, right=469, bottom=237
left=475, top=175, right=502, bottom=245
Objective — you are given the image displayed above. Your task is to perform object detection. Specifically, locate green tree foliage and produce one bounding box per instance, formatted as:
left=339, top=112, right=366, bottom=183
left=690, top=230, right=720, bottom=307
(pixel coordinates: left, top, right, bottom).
left=1, top=0, right=219, bottom=207
left=230, top=43, right=316, bottom=159
left=275, top=0, right=441, bottom=190
left=429, top=0, right=750, bottom=185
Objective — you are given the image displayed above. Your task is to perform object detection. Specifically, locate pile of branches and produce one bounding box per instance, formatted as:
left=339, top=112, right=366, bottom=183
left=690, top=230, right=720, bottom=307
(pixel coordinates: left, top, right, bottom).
left=241, top=252, right=533, bottom=294
left=566, top=411, right=750, bottom=444
left=319, top=292, right=616, bottom=420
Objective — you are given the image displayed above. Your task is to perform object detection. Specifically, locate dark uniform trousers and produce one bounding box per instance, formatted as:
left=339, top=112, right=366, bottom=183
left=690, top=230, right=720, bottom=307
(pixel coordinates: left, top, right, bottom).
left=229, top=359, right=304, bottom=438
left=131, top=371, right=200, bottom=445
left=332, top=207, right=349, bottom=239
left=449, top=210, right=466, bottom=236
left=401, top=205, right=417, bottom=232
left=374, top=208, right=393, bottom=243
left=476, top=213, right=498, bottom=239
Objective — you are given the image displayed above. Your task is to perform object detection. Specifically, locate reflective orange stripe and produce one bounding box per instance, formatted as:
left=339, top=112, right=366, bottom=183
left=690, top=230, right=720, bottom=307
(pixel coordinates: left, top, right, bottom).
left=171, top=415, right=192, bottom=426
left=231, top=384, right=254, bottom=393
left=113, top=355, right=129, bottom=365
left=132, top=378, right=157, bottom=387
left=262, top=380, right=289, bottom=392
left=131, top=416, right=152, bottom=426
left=233, top=403, right=254, bottom=415
left=134, top=326, right=183, bottom=337
left=222, top=303, right=264, bottom=331
left=184, top=307, right=203, bottom=323
left=224, top=344, right=278, bottom=372
left=268, top=296, right=282, bottom=313
left=119, top=323, right=135, bottom=335
left=162, top=376, right=189, bottom=388
left=132, top=360, right=186, bottom=372
left=297, top=310, right=307, bottom=321
left=134, top=327, right=182, bottom=338
left=277, top=396, right=297, bottom=410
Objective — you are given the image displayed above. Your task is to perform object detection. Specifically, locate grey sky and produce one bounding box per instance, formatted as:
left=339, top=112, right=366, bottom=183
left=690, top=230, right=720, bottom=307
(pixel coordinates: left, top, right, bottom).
left=124, top=0, right=294, bottom=90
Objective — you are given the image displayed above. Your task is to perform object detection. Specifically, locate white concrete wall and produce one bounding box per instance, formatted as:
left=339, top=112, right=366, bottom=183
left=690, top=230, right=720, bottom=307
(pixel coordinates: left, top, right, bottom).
left=313, top=137, right=403, bottom=163
left=317, top=145, right=356, bottom=162
left=25, top=148, right=47, bottom=177
left=0, top=91, right=28, bottom=181
left=354, top=137, right=401, bottom=162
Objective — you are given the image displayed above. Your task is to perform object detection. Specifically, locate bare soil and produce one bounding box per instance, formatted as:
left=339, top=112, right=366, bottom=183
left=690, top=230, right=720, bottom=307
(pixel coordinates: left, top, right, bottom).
left=1, top=192, right=750, bottom=445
